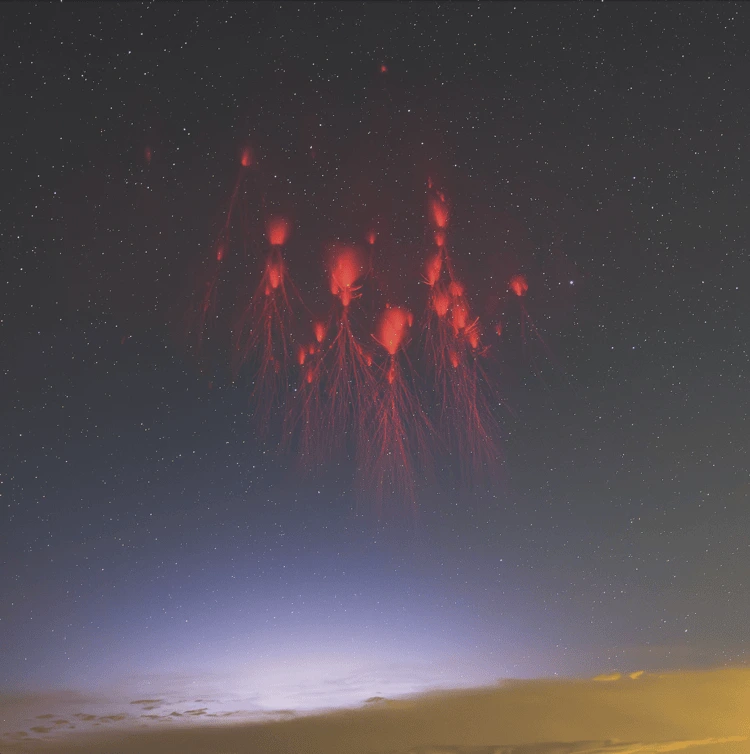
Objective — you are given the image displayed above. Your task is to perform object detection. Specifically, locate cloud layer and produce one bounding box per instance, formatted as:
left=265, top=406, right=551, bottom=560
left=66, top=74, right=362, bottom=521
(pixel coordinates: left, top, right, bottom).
left=1, top=668, right=748, bottom=754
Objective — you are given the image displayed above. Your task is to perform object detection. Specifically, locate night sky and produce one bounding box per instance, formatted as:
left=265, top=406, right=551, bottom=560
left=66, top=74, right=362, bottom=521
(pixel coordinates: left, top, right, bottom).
left=3, top=0, right=749, bottom=732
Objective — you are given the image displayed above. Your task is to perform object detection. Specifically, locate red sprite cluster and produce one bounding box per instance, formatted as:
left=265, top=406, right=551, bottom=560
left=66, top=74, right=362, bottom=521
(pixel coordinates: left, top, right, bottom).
left=186, top=149, right=537, bottom=516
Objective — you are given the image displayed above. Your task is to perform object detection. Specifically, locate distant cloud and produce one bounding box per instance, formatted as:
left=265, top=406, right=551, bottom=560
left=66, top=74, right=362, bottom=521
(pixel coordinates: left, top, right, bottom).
left=183, top=708, right=208, bottom=716
left=1, top=668, right=748, bottom=752
left=591, top=670, right=646, bottom=682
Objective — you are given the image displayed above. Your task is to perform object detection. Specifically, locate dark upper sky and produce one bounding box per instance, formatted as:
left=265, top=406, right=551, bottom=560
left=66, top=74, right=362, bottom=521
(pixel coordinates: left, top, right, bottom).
left=2, top=1, right=749, bottom=719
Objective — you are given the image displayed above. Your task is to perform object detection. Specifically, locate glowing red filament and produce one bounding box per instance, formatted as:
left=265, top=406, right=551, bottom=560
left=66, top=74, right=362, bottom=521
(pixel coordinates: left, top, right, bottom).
left=366, top=230, right=377, bottom=245
left=216, top=244, right=225, bottom=262
left=432, top=289, right=450, bottom=318
left=330, top=247, right=365, bottom=307
left=451, top=301, right=469, bottom=332
left=266, top=216, right=291, bottom=246
left=510, top=274, right=529, bottom=297
left=434, top=230, right=446, bottom=248
left=425, top=253, right=443, bottom=286
left=375, top=306, right=413, bottom=355
left=429, top=197, right=449, bottom=229
left=240, top=147, right=254, bottom=167
left=266, top=261, right=283, bottom=290
left=448, top=280, right=464, bottom=298
left=313, top=321, right=326, bottom=343
left=465, top=321, right=480, bottom=350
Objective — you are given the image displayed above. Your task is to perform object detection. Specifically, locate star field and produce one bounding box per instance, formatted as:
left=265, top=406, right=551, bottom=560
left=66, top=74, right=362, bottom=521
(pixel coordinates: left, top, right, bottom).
left=2, top=2, right=749, bottom=732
